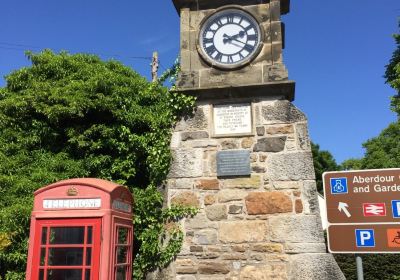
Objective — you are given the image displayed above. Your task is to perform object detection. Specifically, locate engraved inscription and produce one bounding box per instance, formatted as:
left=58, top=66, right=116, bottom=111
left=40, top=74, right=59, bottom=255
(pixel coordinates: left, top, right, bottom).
left=217, top=150, right=251, bottom=177
left=214, top=103, right=252, bottom=136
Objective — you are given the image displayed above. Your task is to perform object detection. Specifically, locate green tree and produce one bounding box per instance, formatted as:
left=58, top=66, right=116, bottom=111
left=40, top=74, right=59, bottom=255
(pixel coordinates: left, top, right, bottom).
left=384, top=22, right=400, bottom=115
left=311, top=142, right=340, bottom=194
left=0, top=50, right=196, bottom=279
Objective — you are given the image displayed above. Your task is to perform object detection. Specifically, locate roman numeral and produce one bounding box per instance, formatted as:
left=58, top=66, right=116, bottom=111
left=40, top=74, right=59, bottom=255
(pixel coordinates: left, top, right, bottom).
left=239, top=52, right=245, bottom=60
left=227, top=55, right=234, bottom=63
left=215, top=52, right=223, bottom=62
left=205, top=45, right=217, bottom=55
left=244, top=44, right=255, bottom=53
left=203, top=38, right=213, bottom=44
left=227, top=15, right=234, bottom=23
left=247, top=34, right=257, bottom=41
left=244, top=25, right=254, bottom=32
left=216, top=19, right=223, bottom=27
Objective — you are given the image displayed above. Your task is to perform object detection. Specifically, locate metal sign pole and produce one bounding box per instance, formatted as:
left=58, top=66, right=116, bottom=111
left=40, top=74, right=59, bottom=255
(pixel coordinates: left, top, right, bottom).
left=356, top=256, right=364, bottom=280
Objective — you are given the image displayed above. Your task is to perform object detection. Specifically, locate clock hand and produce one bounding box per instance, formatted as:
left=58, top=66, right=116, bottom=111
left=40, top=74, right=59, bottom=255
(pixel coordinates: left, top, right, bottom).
left=223, top=31, right=246, bottom=44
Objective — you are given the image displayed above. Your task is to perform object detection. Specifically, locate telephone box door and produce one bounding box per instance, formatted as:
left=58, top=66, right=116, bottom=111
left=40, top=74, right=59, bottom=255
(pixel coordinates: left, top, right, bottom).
left=31, top=218, right=101, bottom=280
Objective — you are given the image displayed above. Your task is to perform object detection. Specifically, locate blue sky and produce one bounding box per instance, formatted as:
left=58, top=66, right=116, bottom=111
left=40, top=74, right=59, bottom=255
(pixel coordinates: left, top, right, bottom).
left=0, top=0, right=398, bottom=163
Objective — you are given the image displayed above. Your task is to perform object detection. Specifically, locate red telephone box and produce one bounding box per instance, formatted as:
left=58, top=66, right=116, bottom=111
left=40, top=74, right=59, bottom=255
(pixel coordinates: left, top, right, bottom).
left=26, top=178, right=134, bottom=280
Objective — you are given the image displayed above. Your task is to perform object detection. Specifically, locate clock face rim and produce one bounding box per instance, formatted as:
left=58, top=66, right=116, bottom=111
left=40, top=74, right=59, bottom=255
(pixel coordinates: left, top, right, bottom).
left=197, top=6, right=264, bottom=70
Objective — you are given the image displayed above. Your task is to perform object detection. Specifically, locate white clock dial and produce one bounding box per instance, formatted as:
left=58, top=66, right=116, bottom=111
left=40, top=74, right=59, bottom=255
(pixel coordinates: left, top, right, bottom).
left=199, top=8, right=261, bottom=68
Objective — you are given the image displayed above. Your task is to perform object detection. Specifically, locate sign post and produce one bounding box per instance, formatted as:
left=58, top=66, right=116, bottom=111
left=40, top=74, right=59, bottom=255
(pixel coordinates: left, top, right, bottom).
left=323, top=168, right=400, bottom=253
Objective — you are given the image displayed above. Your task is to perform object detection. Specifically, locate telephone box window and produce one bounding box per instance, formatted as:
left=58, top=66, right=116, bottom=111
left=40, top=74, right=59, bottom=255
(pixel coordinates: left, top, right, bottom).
left=114, top=225, right=132, bottom=280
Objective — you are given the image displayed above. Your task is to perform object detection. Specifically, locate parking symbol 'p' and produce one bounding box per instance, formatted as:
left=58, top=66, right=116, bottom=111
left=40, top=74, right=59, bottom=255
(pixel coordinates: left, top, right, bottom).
left=355, top=229, right=375, bottom=247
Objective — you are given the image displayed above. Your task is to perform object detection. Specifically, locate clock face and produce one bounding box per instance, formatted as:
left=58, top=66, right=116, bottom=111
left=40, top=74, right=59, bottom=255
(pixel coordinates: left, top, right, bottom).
left=199, top=8, right=261, bottom=69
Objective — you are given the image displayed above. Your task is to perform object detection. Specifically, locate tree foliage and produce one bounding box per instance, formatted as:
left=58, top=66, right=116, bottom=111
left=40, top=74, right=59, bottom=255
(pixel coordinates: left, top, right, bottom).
left=311, top=142, right=340, bottom=194
left=0, top=50, right=196, bottom=279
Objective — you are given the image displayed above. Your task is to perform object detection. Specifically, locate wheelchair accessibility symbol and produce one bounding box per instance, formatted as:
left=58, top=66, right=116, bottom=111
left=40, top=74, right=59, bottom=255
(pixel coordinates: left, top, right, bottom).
left=387, top=229, right=400, bottom=248
left=330, top=178, right=348, bottom=194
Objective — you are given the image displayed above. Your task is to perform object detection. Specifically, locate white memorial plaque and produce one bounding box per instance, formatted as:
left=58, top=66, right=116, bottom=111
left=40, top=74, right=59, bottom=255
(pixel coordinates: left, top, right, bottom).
left=213, top=103, right=252, bottom=136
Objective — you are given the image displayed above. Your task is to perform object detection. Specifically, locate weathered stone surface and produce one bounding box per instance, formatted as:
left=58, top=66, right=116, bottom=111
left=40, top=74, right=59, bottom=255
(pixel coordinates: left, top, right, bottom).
left=253, top=137, right=286, bottom=152
left=175, top=106, right=208, bottom=131
left=240, top=265, right=288, bottom=280
left=263, top=64, right=288, bottom=82
left=177, top=276, right=196, bottom=280
left=241, top=138, right=254, bottom=149
left=267, top=152, right=315, bottom=181
left=195, top=179, right=220, bottom=190
left=190, top=245, right=203, bottom=252
left=231, top=244, right=248, bottom=252
left=284, top=243, right=326, bottom=254
left=251, top=243, right=283, bottom=253
left=171, top=192, right=200, bottom=207
left=168, top=178, right=193, bottom=189
left=181, top=131, right=209, bottom=141
left=262, top=100, right=306, bottom=124
left=221, top=253, right=247, bottom=260
left=198, top=261, right=230, bottom=274
left=204, top=194, right=216, bottom=205
left=176, top=71, right=200, bottom=89
left=200, top=65, right=263, bottom=88
left=168, top=149, right=203, bottom=178
left=245, top=192, right=292, bottom=215
left=269, top=216, right=324, bottom=243
left=218, top=189, right=248, bottom=202
left=256, top=126, right=265, bottom=136
left=219, top=221, right=267, bottom=243
left=229, top=205, right=243, bottom=214
left=187, top=140, right=218, bottom=148
left=251, top=165, right=266, bottom=173
left=296, top=123, right=311, bottom=150
left=273, top=181, right=301, bottom=190
left=206, top=204, right=227, bottom=221
left=302, top=181, right=319, bottom=214
left=295, top=199, right=303, bottom=213
left=266, top=125, right=294, bottom=134
left=194, top=229, right=218, bottom=245
left=259, top=154, right=267, bottom=162
left=176, top=258, right=198, bottom=274
left=223, top=175, right=261, bottom=189
left=289, top=254, right=345, bottom=280
left=221, top=140, right=239, bottom=150
left=185, top=214, right=217, bottom=230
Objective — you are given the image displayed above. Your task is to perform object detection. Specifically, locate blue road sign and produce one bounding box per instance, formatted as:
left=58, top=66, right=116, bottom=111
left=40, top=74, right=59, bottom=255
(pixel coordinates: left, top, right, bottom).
left=392, top=200, right=400, bottom=218
left=330, top=177, right=348, bottom=194
left=355, top=229, right=375, bottom=247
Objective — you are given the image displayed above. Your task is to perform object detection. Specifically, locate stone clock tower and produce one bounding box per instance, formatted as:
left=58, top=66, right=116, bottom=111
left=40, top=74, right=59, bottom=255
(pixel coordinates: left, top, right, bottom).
left=159, top=0, right=345, bottom=279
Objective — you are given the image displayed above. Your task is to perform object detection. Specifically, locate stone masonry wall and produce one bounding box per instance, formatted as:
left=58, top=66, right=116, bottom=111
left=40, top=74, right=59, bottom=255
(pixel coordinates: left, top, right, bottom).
left=163, top=99, right=345, bottom=279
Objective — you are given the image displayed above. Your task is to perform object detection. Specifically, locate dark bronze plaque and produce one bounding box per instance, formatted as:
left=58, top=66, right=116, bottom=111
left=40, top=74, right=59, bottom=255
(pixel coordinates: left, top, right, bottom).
left=217, top=150, right=250, bottom=177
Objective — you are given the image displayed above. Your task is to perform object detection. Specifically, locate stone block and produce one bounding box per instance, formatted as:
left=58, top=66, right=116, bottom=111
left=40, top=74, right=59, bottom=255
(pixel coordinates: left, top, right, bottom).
left=272, top=42, right=283, bottom=63
left=284, top=243, right=326, bottom=254
left=289, top=254, right=345, bottom=280
left=176, top=258, right=198, bottom=274
left=181, top=131, right=209, bottom=141
left=231, top=244, right=248, bottom=252
left=198, top=261, right=230, bottom=274
left=269, top=215, right=324, bottom=243
left=271, top=21, right=282, bottom=42
left=272, top=181, right=301, bottom=190
left=253, top=137, right=286, bottom=152
left=251, top=243, right=283, bottom=253
left=263, top=64, right=288, bottom=82
left=252, top=43, right=273, bottom=65
left=251, top=165, right=266, bottom=173
left=168, top=149, right=203, bottom=178
left=270, top=0, right=281, bottom=22
left=267, top=152, right=315, bottom=181
left=185, top=214, right=217, bottom=230
left=168, top=178, right=193, bottom=189
left=177, top=276, right=196, bottom=280
left=301, top=180, right=320, bottom=214
left=218, top=189, right=248, bottom=203
left=199, top=65, right=263, bottom=88
left=247, top=4, right=270, bottom=24
left=219, top=221, right=267, bottom=243
left=187, top=140, right=218, bottom=148
left=195, top=179, right=219, bottom=190
left=240, top=265, right=287, bottom=280
left=296, top=122, right=311, bottom=151
left=194, top=229, right=218, bottom=245
left=295, top=199, right=303, bottom=213
left=177, top=71, right=200, bottom=89
left=256, top=126, right=265, bottom=136
left=171, top=191, right=200, bottom=208
left=204, top=194, right=216, bottom=205
left=206, top=204, right=227, bottom=221
left=241, top=138, right=254, bottom=149
left=266, top=124, right=294, bottom=134
left=190, top=245, right=203, bottom=252
left=175, top=106, right=209, bottom=131
left=221, top=139, right=239, bottom=150
left=223, top=175, right=262, bottom=189
left=221, top=253, right=247, bottom=260
left=261, top=100, right=306, bottom=124
left=229, top=205, right=243, bottom=214
left=245, top=191, right=292, bottom=215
